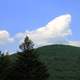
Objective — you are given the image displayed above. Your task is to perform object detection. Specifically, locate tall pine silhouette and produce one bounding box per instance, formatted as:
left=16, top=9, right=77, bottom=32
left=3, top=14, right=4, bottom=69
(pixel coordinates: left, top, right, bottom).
left=6, top=36, right=49, bottom=80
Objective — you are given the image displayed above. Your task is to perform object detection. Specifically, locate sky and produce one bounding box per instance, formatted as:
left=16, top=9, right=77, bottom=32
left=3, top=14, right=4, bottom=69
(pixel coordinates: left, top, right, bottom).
left=0, top=0, right=80, bottom=53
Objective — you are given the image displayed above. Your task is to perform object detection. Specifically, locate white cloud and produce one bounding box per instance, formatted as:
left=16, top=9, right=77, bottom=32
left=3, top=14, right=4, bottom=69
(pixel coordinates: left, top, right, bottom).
left=0, top=30, right=14, bottom=45
left=0, top=14, right=80, bottom=51
left=15, top=14, right=72, bottom=47
left=68, top=41, right=80, bottom=47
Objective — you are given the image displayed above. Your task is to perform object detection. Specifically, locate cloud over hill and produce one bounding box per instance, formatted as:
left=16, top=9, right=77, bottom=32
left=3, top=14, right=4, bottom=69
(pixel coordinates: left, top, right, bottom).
left=0, top=14, right=80, bottom=50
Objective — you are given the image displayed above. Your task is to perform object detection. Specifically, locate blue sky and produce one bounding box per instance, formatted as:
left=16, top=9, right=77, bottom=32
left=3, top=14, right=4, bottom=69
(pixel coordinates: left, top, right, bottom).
left=0, top=0, right=80, bottom=52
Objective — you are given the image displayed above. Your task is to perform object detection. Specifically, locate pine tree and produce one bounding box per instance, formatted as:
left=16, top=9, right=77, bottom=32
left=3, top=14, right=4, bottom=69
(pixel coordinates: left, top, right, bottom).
left=0, top=52, right=12, bottom=80
left=0, top=52, right=5, bottom=75
left=6, top=36, right=49, bottom=80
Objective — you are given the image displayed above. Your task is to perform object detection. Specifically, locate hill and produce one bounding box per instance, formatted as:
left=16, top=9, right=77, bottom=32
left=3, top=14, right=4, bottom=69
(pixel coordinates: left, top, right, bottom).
left=37, top=45, right=80, bottom=80
left=10, top=45, right=80, bottom=80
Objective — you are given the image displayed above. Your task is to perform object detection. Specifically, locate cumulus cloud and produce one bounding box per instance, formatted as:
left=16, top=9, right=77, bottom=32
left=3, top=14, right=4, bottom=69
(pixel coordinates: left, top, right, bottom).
left=0, top=14, right=80, bottom=50
left=0, top=30, right=14, bottom=45
left=15, top=14, right=71, bottom=47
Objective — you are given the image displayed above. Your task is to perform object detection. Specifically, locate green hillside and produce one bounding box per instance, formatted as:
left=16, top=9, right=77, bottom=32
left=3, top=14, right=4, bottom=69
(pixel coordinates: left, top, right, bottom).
left=37, top=45, right=80, bottom=80
left=7, top=45, right=80, bottom=80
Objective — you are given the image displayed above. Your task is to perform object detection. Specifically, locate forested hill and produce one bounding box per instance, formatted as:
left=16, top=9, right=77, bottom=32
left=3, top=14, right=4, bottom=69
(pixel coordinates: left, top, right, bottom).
left=37, top=45, right=80, bottom=80
left=1, top=44, right=80, bottom=80
left=37, top=45, right=80, bottom=56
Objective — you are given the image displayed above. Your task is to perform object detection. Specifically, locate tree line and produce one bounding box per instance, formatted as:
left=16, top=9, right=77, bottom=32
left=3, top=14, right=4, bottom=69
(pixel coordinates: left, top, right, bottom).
left=0, top=36, right=49, bottom=80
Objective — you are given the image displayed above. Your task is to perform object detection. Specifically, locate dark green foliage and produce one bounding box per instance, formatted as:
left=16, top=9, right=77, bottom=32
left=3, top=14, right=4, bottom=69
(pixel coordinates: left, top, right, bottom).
left=0, top=52, right=5, bottom=74
left=19, top=36, right=34, bottom=51
left=0, top=52, right=12, bottom=80
left=1, top=36, right=49, bottom=80
left=37, top=45, right=80, bottom=80
left=6, top=51, right=49, bottom=80
left=1, top=36, right=80, bottom=80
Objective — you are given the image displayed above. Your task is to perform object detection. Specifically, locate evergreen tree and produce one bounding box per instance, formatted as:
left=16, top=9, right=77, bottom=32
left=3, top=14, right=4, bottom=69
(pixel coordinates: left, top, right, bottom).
left=0, top=52, right=5, bottom=75
left=0, top=52, right=12, bottom=80
left=6, top=36, right=49, bottom=80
